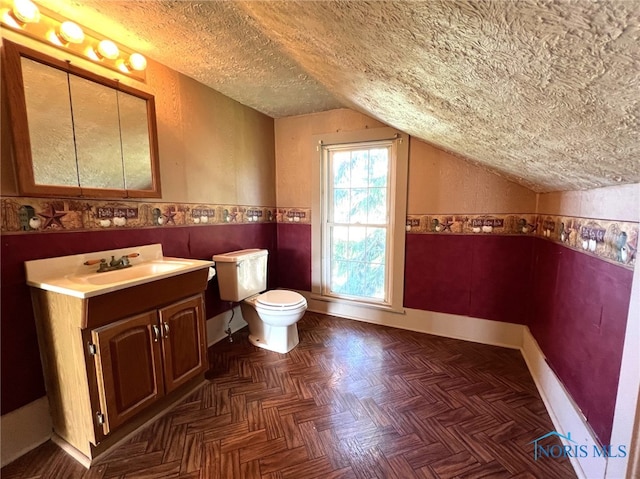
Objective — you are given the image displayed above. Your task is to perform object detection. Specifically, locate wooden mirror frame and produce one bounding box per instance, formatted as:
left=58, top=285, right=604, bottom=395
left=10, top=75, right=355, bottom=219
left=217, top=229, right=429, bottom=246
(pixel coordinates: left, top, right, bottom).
left=2, top=39, right=161, bottom=198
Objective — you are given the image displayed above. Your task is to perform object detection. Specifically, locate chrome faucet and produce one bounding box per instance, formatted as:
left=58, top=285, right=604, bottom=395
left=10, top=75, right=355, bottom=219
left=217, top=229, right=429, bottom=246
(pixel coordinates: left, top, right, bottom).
left=109, top=255, right=130, bottom=268
left=84, top=253, right=138, bottom=272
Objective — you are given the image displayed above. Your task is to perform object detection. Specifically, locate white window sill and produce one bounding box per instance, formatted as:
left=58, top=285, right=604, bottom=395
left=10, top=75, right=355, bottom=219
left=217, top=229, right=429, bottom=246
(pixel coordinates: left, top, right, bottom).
left=304, top=291, right=406, bottom=315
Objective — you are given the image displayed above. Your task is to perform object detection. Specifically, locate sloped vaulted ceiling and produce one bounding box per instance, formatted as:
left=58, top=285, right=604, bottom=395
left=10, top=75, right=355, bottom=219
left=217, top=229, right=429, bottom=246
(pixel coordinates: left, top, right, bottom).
left=37, top=0, right=640, bottom=192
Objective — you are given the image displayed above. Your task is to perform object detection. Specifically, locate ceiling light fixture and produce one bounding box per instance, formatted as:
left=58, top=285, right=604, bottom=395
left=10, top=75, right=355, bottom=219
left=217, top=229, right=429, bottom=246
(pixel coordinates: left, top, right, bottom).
left=1, top=0, right=147, bottom=80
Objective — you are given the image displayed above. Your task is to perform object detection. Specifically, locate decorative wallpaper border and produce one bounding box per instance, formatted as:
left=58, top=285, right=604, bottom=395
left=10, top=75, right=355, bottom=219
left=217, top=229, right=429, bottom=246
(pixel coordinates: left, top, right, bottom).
left=0, top=197, right=313, bottom=233
left=2, top=198, right=635, bottom=269
left=406, top=213, right=638, bottom=269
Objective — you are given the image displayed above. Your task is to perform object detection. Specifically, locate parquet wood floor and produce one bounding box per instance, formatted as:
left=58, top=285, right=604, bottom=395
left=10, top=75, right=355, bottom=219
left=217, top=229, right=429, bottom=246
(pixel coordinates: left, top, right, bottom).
left=3, top=312, right=577, bottom=478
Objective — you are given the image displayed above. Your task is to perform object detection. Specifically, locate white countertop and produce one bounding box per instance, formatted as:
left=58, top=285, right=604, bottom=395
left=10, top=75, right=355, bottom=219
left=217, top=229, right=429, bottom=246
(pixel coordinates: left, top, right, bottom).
left=25, top=244, right=214, bottom=299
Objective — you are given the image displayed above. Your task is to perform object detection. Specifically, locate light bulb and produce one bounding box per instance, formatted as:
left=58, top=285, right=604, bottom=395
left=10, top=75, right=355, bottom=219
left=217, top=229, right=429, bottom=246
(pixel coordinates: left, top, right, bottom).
left=97, top=39, right=119, bottom=60
left=128, top=52, right=147, bottom=71
left=58, top=21, right=84, bottom=44
left=12, top=0, right=39, bottom=24
left=117, top=52, right=147, bottom=74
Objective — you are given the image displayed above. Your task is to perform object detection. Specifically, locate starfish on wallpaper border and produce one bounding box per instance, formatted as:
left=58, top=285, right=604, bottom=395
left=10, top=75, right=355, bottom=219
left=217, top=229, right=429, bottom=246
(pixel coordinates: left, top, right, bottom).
left=440, top=218, right=454, bottom=232
left=38, top=205, right=67, bottom=229
left=163, top=208, right=177, bottom=225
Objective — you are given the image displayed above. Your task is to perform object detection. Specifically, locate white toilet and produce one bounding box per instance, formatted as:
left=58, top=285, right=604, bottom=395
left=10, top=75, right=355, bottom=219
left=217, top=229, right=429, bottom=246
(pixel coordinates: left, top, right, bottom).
left=212, top=249, right=307, bottom=353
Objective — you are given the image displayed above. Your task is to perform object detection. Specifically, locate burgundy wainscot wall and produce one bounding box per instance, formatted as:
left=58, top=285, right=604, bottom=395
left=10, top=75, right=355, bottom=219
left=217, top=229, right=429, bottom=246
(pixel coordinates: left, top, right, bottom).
left=404, top=232, right=633, bottom=445
left=1, top=223, right=277, bottom=415
left=529, top=239, right=633, bottom=445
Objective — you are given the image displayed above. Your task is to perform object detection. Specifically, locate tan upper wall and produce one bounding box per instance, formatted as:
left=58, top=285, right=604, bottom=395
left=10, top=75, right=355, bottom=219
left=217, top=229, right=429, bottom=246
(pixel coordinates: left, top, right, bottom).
left=408, top=140, right=536, bottom=214
left=275, top=108, right=536, bottom=213
left=275, top=109, right=386, bottom=208
left=537, top=184, right=640, bottom=222
left=1, top=32, right=275, bottom=206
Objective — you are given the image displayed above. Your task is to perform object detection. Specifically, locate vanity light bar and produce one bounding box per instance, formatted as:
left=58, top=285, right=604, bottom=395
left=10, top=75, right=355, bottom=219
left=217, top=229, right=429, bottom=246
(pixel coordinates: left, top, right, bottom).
left=0, top=0, right=147, bottom=82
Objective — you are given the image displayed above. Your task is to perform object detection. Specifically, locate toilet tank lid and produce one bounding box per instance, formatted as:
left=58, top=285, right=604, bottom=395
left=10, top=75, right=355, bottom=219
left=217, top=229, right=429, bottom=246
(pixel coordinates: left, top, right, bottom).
left=212, top=249, right=268, bottom=262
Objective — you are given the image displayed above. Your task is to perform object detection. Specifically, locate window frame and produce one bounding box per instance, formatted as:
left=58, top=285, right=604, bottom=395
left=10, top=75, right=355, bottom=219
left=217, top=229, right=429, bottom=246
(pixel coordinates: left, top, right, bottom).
left=311, top=127, right=408, bottom=313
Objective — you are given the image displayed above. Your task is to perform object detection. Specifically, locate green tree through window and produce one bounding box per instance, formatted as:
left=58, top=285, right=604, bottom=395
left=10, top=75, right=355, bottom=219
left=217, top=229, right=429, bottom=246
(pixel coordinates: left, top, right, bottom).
left=325, top=145, right=390, bottom=302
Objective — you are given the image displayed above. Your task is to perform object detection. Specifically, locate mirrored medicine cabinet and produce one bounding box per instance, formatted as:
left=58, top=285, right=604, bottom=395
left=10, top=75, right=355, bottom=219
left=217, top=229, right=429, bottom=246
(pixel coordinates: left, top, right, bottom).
left=2, top=39, right=161, bottom=198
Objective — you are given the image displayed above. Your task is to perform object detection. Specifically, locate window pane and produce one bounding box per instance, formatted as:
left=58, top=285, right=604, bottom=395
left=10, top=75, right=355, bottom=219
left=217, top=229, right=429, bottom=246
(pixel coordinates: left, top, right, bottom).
left=331, top=260, right=349, bottom=294
left=347, top=262, right=368, bottom=296
left=350, top=150, right=369, bottom=187
left=333, top=151, right=350, bottom=187
left=330, top=261, right=386, bottom=300
left=330, top=226, right=349, bottom=261
left=365, top=263, right=386, bottom=299
left=350, top=189, right=368, bottom=223
left=333, top=188, right=350, bottom=223
left=367, top=187, right=387, bottom=224
left=365, top=227, right=386, bottom=264
left=348, top=226, right=367, bottom=262
left=368, top=148, right=388, bottom=187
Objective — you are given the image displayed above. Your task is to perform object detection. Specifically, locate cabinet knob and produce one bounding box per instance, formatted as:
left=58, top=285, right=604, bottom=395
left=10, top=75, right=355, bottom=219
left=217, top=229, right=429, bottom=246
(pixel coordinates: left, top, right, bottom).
left=163, top=322, right=170, bottom=338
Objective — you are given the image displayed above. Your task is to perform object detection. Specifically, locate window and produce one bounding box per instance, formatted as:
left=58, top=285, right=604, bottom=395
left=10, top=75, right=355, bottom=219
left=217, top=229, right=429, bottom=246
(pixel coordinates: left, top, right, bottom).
left=312, top=128, right=408, bottom=312
left=323, top=143, right=391, bottom=302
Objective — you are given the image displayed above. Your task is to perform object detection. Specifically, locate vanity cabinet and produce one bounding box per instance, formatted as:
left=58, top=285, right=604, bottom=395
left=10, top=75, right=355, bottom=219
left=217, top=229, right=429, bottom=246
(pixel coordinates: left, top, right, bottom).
left=91, top=310, right=164, bottom=435
left=91, top=295, right=206, bottom=435
left=30, top=269, right=209, bottom=466
left=158, top=296, right=207, bottom=393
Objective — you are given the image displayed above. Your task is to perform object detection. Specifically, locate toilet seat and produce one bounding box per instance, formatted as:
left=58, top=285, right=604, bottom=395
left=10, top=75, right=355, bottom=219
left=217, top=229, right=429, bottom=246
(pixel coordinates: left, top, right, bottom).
left=256, top=290, right=306, bottom=311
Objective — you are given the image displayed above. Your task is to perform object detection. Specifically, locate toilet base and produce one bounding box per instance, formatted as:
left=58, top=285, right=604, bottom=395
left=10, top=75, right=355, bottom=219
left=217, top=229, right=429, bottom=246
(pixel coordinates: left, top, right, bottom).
left=248, top=327, right=299, bottom=354
left=241, top=299, right=301, bottom=354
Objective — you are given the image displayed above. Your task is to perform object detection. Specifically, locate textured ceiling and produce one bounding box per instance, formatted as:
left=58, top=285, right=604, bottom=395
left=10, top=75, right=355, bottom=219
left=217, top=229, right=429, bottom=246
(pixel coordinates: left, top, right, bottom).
left=38, top=0, right=640, bottom=192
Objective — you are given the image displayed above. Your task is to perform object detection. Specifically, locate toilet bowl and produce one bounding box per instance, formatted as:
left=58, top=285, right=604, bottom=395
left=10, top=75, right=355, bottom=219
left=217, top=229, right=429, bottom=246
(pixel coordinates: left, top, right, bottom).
left=212, top=248, right=307, bottom=354
left=241, top=290, right=307, bottom=354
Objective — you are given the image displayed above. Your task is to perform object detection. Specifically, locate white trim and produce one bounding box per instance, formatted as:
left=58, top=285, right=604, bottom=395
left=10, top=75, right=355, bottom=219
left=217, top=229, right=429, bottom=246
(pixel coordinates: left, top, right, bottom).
left=0, top=396, right=52, bottom=467
left=521, top=327, right=605, bottom=479
left=206, top=306, right=248, bottom=346
left=311, top=127, right=409, bottom=311
left=607, top=259, right=640, bottom=479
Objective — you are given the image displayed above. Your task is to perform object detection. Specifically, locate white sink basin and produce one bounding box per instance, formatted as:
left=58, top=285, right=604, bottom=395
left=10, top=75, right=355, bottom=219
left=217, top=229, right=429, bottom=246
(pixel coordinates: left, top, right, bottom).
left=25, top=244, right=214, bottom=298
left=67, top=260, right=194, bottom=286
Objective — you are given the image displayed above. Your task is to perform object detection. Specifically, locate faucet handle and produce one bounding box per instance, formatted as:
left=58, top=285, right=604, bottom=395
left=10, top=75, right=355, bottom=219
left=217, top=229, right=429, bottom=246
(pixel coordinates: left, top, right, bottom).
left=97, top=259, right=109, bottom=272
left=84, top=258, right=105, bottom=266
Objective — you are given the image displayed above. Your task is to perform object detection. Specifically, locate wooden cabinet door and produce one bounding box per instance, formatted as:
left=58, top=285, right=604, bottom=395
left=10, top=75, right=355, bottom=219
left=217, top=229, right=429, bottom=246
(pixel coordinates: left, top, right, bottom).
left=158, top=295, right=207, bottom=393
left=91, top=310, right=164, bottom=435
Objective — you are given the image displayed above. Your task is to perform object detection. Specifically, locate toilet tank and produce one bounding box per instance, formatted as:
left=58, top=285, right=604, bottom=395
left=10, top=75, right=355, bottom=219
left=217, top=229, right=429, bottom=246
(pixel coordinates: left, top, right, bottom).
left=212, top=249, right=268, bottom=301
